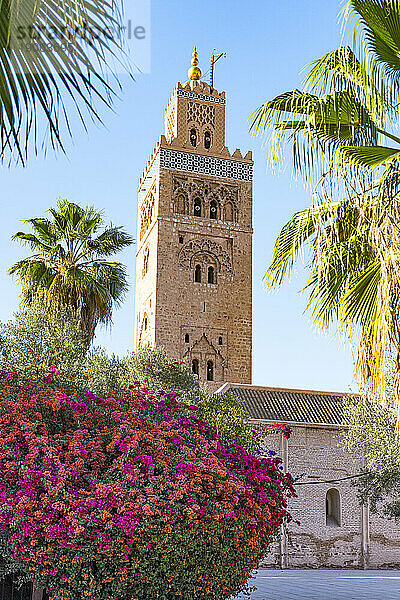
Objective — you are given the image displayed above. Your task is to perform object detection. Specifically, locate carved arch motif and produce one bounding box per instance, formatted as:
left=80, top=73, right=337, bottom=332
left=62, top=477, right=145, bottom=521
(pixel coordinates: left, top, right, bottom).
left=178, top=239, right=232, bottom=274
left=138, top=313, right=150, bottom=347
left=183, top=333, right=225, bottom=383
left=140, top=187, right=156, bottom=240
left=172, top=176, right=239, bottom=223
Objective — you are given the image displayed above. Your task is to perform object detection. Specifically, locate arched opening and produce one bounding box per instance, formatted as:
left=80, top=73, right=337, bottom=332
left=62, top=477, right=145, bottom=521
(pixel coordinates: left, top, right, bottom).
left=185, top=333, right=189, bottom=343
left=208, top=266, right=215, bottom=284
left=204, top=131, right=212, bottom=149
left=190, top=128, right=197, bottom=147
left=143, top=248, right=149, bottom=276
left=192, top=359, right=199, bottom=376
left=326, top=488, right=341, bottom=526
left=218, top=336, right=223, bottom=345
left=195, top=264, right=202, bottom=283
left=144, top=317, right=148, bottom=331
left=206, top=360, right=214, bottom=381
left=194, top=197, right=202, bottom=217
left=179, top=235, right=184, bottom=244
left=176, top=194, right=186, bottom=214
left=225, top=202, right=234, bottom=222
left=210, top=200, right=218, bottom=219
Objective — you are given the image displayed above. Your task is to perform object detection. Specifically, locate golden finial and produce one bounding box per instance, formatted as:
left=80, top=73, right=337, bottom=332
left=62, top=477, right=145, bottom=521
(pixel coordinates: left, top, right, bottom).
left=188, top=46, right=202, bottom=81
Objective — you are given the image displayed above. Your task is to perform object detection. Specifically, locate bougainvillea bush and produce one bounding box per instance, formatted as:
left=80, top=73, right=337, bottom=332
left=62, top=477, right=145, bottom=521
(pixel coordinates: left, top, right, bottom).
left=0, top=372, right=295, bottom=600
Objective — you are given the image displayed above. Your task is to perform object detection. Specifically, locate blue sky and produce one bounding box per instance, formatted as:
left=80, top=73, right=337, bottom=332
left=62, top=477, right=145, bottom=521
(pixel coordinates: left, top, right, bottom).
left=0, top=0, right=355, bottom=392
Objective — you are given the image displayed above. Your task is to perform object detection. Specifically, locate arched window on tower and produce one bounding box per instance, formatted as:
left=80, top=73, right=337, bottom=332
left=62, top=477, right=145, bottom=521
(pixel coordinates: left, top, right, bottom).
left=194, top=197, right=202, bottom=217
left=195, top=264, right=202, bottom=283
left=326, top=489, right=341, bottom=526
left=225, top=202, right=234, bottom=222
left=192, top=359, right=199, bottom=377
left=206, top=360, right=214, bottom=381
left=185, top=333, right=189, bottom=343
left=176, top=194, right=186, bottom=214
left=210, top=200, right=218, bottom=220
left=208, top=266, right=215, bottom=284
left=204, top=131, right=212, bottom=149
left=143, top=248, right=149, bottom=277
left=190, top=128, right=197, bottom=147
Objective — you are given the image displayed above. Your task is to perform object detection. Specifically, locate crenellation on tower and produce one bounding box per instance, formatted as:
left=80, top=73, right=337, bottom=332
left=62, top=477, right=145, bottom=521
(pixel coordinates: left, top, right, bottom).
left=134, top=48, right=253, bottom=391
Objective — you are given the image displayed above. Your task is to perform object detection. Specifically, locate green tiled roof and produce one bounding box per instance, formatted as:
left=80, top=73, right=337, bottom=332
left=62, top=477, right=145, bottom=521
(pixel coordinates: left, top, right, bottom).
left=222, top=385, right=351, bottom=426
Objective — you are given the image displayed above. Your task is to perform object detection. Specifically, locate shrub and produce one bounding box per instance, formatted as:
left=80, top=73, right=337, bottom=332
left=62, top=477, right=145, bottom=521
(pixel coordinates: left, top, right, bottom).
left=0, top=307, right=259, bottom=454
left=121, top=347, right=258, bottom=453
left=0, top=373, right=295, bottom=600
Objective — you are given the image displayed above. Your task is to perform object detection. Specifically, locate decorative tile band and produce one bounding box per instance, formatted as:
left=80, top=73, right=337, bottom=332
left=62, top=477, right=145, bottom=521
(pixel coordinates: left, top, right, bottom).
left=177, top=89, right=226, bottom=105
left=160, top=148, right=253, bottom=181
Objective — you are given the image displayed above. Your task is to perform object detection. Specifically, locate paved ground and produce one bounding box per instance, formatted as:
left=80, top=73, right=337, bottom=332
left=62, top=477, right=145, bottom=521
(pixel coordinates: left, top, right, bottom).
left=233, top=569, right=400, bottom=600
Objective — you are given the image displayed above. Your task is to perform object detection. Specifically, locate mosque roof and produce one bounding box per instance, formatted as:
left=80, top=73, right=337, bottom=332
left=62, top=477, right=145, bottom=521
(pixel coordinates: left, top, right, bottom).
left=216, top=383, right=356, bottom=426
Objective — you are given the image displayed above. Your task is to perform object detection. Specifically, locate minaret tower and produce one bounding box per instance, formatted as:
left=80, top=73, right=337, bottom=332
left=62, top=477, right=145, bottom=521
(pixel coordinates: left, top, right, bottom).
left=134, top=48, right=253, bottom=391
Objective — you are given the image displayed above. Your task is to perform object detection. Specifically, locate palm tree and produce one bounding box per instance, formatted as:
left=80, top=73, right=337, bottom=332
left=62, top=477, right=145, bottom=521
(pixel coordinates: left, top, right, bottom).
left=251, top=0, right=400, bottom=420
left=0, top=0, right=125, bottom=164
left=251, top=1, right=400, bottom=176
left=9, top=198, right=134, bottom=343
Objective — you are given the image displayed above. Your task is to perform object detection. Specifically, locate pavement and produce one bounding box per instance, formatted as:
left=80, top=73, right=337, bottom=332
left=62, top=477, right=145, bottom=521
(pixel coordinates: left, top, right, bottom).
left=232, top=569, right=400, bottom=600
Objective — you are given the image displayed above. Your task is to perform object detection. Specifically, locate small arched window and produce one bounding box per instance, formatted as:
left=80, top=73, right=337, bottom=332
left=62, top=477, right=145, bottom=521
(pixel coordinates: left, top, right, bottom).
left=207, top=360, right=214, bottom=381
left=192, top=359, right=199, bottom=376
left=195, top=264, right=202, bottom=283
left=204, top=131, right=211, bottom=149
left=179, top=235, right=184, bottom=244
left=218, top=336, right=223, bottom=345
left=225, top=202, right=234, bottom=222
left=208, top=266, right=215, bottom=284
left=210, top=200, right=218, bottom=220
left=176, top=194, right=186, bottom=214
left=190, top=128, right=197, bottom=147
left=185, top=333, right=189, bottom=343
left=143, top=248, right=149, bottom=277
left=194, top=197, right=202, bottom=217
left=144, top=317, right=148, bottom=331
left=326, top=488, right=341, bottom=526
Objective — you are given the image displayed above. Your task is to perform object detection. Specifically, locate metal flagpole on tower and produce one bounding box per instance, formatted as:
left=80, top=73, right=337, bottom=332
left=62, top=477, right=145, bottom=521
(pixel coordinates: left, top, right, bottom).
left=210, top=49, right=226, bottom=89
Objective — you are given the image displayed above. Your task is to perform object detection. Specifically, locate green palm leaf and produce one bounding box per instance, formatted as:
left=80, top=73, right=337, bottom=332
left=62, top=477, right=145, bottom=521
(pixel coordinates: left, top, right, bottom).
left=341, top=145, right=400, bottom=167
left=9, top=198, right=134, bottom=342
left=251, top=88, right=378, bottom=178
left=0, top=0, right=126, bottom=164
left=254, top=0, right=400, bottom=419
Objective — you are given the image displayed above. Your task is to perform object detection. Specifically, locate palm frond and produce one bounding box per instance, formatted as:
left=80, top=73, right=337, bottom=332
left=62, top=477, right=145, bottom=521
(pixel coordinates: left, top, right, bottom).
left=251, top=89, right=378, bottom=179
left=344, top=0, right=400, bottom=109
left=9, top=198, right=134, bottom=341
left=305, top=46, right=387, bottom=124
left=341, top=145, right=400, bottom=167
left=0, top=0, right=127, bottom=164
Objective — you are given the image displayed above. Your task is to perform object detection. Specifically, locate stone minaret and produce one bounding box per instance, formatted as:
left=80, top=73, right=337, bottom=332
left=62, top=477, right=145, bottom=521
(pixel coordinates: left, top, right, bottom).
left=134, top=48, right=253, bottom=391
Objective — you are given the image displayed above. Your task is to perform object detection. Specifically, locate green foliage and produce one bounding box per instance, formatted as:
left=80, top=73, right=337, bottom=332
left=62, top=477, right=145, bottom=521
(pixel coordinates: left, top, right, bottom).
left=121, top=347, right=258, bottom=454
left=121, top=346, right=200, bottom=398
left=252, top=0, right=400, bottom=406
left=9, top=198, right=134, bottom=343
left=341, top=359, right=400, bottom=518
left=0, top=305, right=257, bottom=454
left=0, top=301, right=87, bottom=383
left=251, top=1, right=400, bottom=177
left=0, top=0, right=126, bottom=164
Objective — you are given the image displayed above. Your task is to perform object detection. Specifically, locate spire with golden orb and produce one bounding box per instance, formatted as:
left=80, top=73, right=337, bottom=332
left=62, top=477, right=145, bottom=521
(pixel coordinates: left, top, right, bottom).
left=188, top=46, right=202, bottom=80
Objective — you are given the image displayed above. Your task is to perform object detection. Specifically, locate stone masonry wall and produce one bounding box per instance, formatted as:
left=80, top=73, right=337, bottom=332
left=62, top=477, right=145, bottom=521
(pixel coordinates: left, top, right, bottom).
left=258, top=423, right=400, bottom=569
left=134, top=78, right=253, bottom=391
